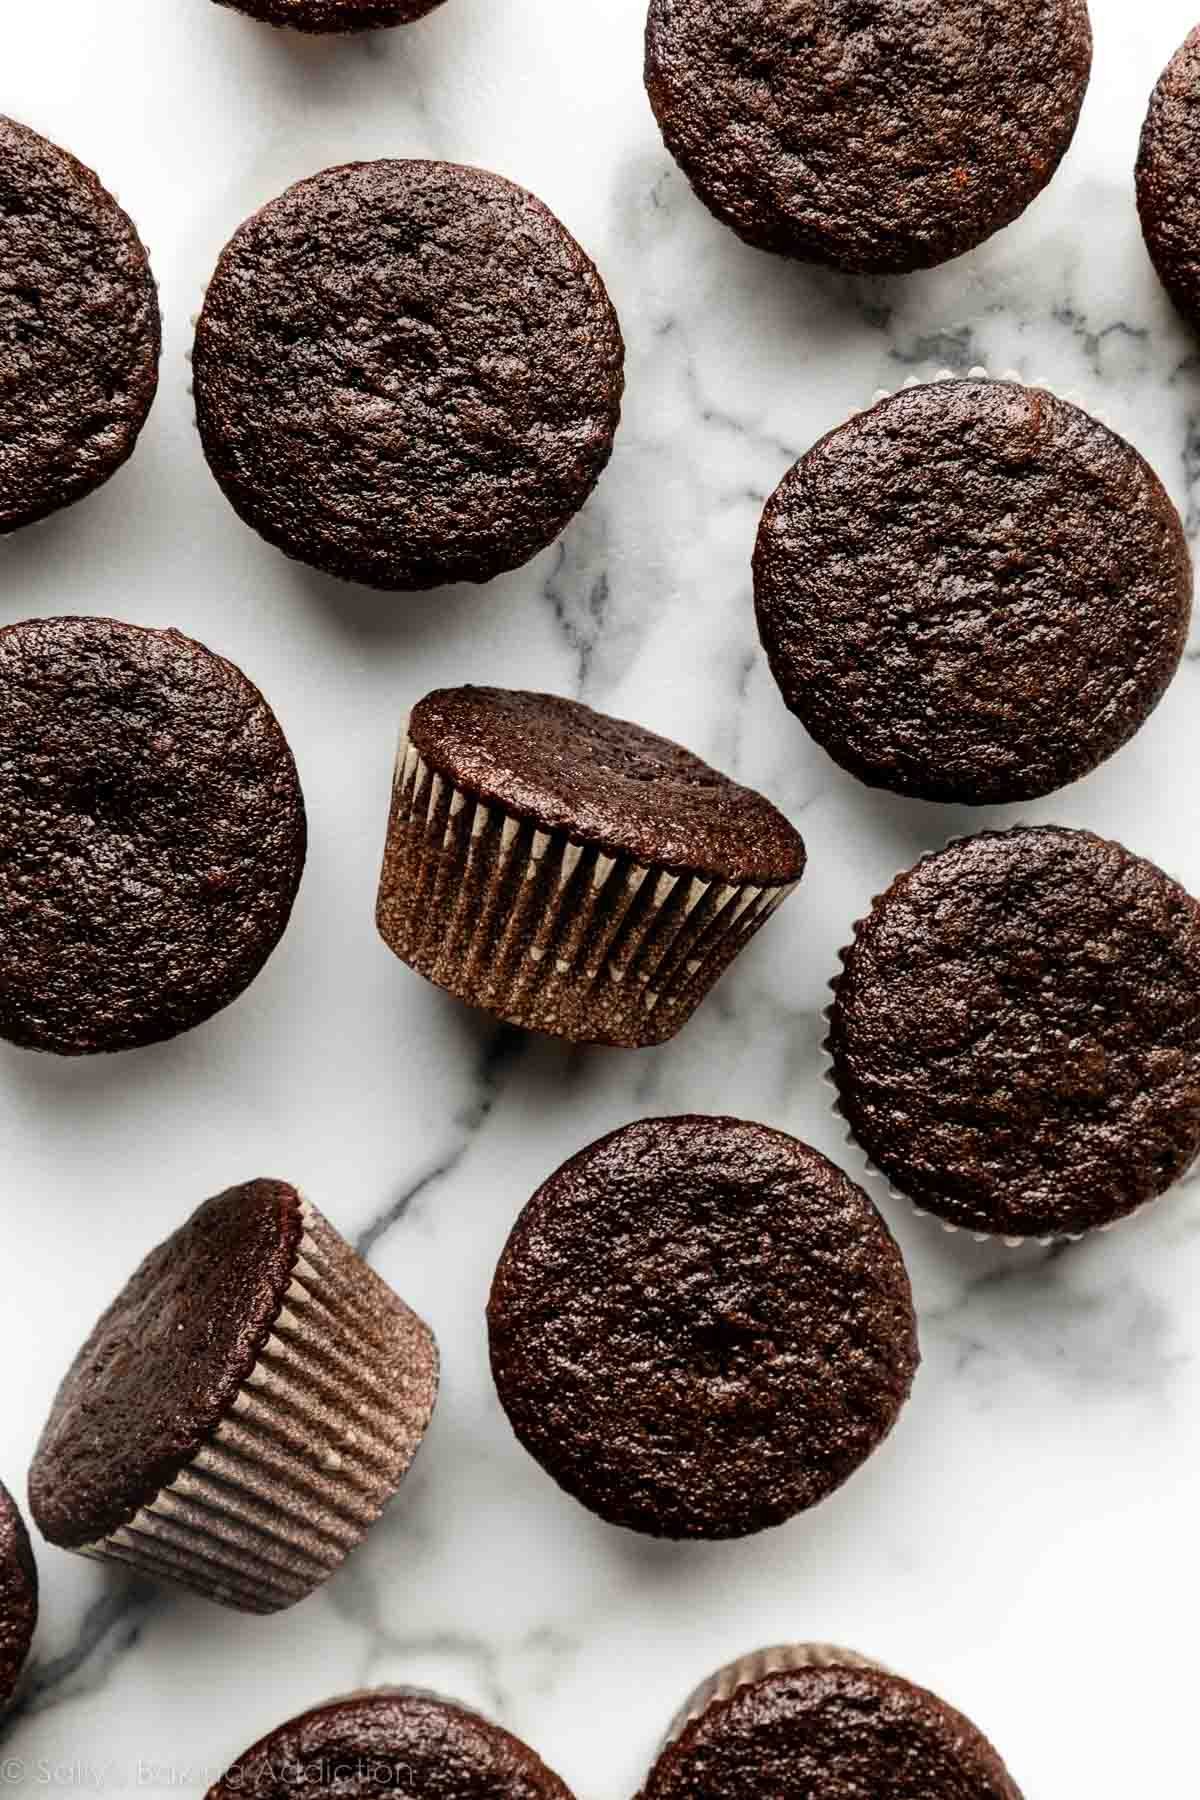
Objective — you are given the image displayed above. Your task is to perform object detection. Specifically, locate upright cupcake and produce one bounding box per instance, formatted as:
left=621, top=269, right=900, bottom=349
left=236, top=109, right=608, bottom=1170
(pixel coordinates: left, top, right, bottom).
left=0, top=616, right=306, bottom=1056
left=208, top=1690, right=576, bottom=1800
left=489, top=1117, right=918, bottom=1537
left=0, top=118, right=160, bottom=533
left=828, top=827, right=1200, bottom=1240
left=640, top=1645, right=1023, bottom=1799
left=644, top=0, right=1092, bottom=272
left=0, top=1481, right=37, bottom=1710
left=754, top=378, right=1191, bottom=805
left=193, top=162, right=623, bottom=591
left=377, top=689, right=805, bottom=1047
left=29, top=1180, right=438, bottom=1614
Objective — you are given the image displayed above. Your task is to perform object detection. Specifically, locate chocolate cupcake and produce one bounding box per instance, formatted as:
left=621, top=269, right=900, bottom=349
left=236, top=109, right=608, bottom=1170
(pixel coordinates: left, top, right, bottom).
left=208, top=1689, right=575, bottom=1800
left=193, top=161, right=623, bottom=592
left=29, top=1180, right=438, bottom=1614
left=488, top=1117, right=918, bottom=1538
left=754, top=378, right=1191, bottom=805
left=0, top=1481, right=37, bottom=1710
left=377, top=689, right=805, bottom=1048
left=0, top=117, right=160, bottom=534
left=0, top=615, right=306, bottom=1056
left=213, top=0, right=445, bottom=28
left=640, top=1645, right=1022, bottom=1799
left=828, top=827, right=1200, bottom=1241
left=644, top=0, right=1092, bottom=273
left=1137, top=29, right=1200, bottom=330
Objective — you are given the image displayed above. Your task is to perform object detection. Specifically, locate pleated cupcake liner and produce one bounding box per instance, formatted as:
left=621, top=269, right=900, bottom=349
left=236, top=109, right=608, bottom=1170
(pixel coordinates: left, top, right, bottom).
left=663, top=1644, right=888, bottom=1749
left=822, top=824, right=1184, bottom=1247
left=376, top=732, right=800, bottom=1049
left=862, top=363, right=1093, bottom=417
left=76, top=1199, right=438, bottom=1614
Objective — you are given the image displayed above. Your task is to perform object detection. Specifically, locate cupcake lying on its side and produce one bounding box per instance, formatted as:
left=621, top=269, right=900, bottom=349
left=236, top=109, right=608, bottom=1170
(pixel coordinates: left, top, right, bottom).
left=377, top=688, right=805, bottom=1048
left=29, top=1180, right=438, bottom=1614
left=207, top=1690, right=575, bottom=1800
left=488, top=1117, right=918, bottom=1538
left=639, top=1645, right=1023, bottom=1800
left=828, top=827, right=1200, bottom=1241
left=0, top=1480, right=37, bottom=1711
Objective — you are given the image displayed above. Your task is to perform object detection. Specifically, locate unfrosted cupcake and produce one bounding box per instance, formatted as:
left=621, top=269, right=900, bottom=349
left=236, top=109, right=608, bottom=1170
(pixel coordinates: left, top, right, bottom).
left=377, top=689, right=805, bottom=1048
left=213, top=0, right=446, bottom=27
left=0, top=118, right=160, bottom=533
left=29, top=1180, right=437, bottom=1614
left=644, top=0, right=1091, bottom=273
left=1137, top=29, right=1200, bottom=331
left=754, top=378, right=1191, bottom=805
left=207, top=1689, right=575, bottom=1800
left=640, top=1645, right=1022, bottom=1799
left=0, top=1480, right=37, bottom=1709
left=828, top=827, right=1200, bottom=1240
left=193, top=162, right=623, bottom=591
left=489, top=1117, right=918, bottom=1537
left=0, top=616, right=306, bottom=1056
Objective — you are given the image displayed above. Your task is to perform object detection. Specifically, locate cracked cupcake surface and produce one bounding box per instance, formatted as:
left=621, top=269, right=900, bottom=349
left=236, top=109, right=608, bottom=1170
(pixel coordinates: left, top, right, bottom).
left=644, top=0, right=1092, bottom=273
left=828, top=827, right=1200, bottom=1239
left=0, top=616, right=306, bottom=1056
left=29, top=1180, right=438, bottom=1614
left=640, top=1646, right=1023, bottom=1800
left=0, top=116, right=160, bottom=532
left=376, top=687, right=806, bottom=1047
left=754, top=379, right=1191, bottom=806
left=193, top=160, right=624, bottom=591
left=488, top=1116, right=918, bottom=1538
left=0, top=1480, right=37, bottom=1709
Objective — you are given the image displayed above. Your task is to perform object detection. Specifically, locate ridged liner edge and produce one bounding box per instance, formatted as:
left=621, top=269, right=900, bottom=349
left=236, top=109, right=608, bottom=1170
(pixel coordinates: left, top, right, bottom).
left=74, top=1199, right=437, bottom=1614
left=377, top=734, right=800, bottom=1047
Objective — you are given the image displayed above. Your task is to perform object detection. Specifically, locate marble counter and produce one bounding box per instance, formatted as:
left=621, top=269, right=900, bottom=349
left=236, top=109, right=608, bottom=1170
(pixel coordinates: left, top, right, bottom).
left=2, top=1, right=1198, bottom=1793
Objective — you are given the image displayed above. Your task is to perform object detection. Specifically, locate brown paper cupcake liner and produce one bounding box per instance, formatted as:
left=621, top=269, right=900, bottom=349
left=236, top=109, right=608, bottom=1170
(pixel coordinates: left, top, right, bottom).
left=76, top=1199, right=438, bottom=1614
left=377, top=732, right=800, bottom=1048
left=663, top=1644, right=888, bottom=1750
left=822, top=824, right=1181, bottom=1246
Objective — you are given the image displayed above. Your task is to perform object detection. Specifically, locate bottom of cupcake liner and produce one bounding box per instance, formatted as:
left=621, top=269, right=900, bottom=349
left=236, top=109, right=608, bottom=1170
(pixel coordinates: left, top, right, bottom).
left=75, top=1198, right=438, bottom=1614
left=376, top=735, right=800, bottom=1049
left=663, top=1644, right=888, bottom=1749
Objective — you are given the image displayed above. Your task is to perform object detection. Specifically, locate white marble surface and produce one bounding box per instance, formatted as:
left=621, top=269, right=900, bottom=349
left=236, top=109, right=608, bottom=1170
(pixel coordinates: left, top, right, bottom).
left=2, top=1, right=1199, bottom=1794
